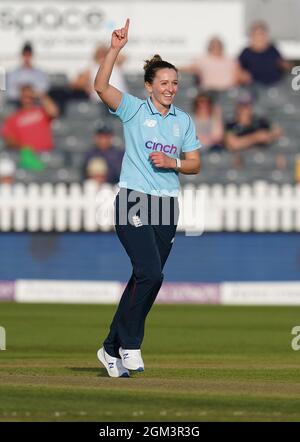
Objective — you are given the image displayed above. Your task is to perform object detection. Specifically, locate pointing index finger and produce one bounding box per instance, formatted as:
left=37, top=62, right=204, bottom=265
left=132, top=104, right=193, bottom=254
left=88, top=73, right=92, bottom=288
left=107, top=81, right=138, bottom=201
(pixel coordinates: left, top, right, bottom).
left=124, top=18, right=130, bottom=31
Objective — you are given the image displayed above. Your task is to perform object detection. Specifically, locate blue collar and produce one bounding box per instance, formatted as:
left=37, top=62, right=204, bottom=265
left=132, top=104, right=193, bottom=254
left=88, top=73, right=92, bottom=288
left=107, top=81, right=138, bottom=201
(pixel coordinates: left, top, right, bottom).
left=146, top=97, right=176, bottom=117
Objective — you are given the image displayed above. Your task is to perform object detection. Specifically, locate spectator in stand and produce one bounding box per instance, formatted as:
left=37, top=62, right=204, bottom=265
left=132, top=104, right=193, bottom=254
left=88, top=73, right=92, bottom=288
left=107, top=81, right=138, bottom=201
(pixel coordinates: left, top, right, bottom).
left=50, top=44, right=129, bottom=115
left=2, top=84, right=59, bottom=153
left=83, top=126, right=124, bottom=183
left=238, top=21, right=291, bottom=86
left=225, top=94, right=282, bottom=151
left=71, top=44, right=128, bottom=101
left=0, top=157, right=16, bottom=185
left=7, top=42, right=50, bottom=103
left=193, top=93, right=224, bottom=151
left=85, top=157, right=109, bottom=185
left=181, top=37, right=242, bottom=91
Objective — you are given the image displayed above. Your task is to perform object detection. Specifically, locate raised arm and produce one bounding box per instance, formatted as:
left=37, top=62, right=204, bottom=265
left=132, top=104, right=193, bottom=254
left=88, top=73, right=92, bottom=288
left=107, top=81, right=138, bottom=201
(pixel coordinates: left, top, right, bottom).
left=40, top=94, right=60, bottom=119
left=94, top=18, right=130, bottom=111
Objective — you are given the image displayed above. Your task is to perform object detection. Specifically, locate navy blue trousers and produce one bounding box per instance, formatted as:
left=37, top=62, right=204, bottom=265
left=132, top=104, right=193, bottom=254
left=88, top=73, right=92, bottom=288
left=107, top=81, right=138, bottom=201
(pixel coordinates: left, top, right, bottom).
left=103, top=188, right=179, bottom=358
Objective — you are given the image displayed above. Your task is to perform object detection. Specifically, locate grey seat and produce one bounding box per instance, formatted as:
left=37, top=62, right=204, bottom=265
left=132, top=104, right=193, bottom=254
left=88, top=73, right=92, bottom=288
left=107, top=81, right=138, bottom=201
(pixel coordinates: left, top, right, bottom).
left=271, top=137, right=299, bottom=153
left=0, top=101, right=18, bottom=121
left=15, top=169, right=39, bottom=184
left=55, top=135, right=90, bottom=153
left=241, top=150, right=278, bottom=170
left=173, top=98, right=192, bottom=113
left=200, top=151, right=233, bottom=170
left=256, top=84, right=291, bottom=110
left=269, top=169, right=294, bottom=184
left=39, top=151, right=66, bottom=169
left=52, top=118, right=71, bottom=137
left=49, top=73, right=69, bottom=88
left=69, top=152, right=85, bottom=169
left=0, top=150, right=19, bottom=163
left=124, top=73, right=144, bottom=87
left=65, top=101, right=105, bottom=120
left=178, top=72, right=198, bottom=88
left=124, top=74, right=146, bottom=98
left=24, top=167, right=81, bottom=184
left=224, top=168, right=250, bottom=185
left=277, top=120, right=300, bottom=137
left=0, top=138, right=6, bottom=152
left=55, top=168, right=81, bottom=183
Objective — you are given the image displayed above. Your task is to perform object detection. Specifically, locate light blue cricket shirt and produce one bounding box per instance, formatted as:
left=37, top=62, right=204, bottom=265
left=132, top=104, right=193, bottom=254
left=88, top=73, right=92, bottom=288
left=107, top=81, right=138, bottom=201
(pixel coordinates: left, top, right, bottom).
left=109, top=93, right=201, bottom=197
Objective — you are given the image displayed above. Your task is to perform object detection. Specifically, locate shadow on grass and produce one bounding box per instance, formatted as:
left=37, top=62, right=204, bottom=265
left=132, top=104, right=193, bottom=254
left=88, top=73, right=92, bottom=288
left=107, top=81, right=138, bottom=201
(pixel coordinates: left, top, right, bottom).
left=68, top=367, right=107, bottom=377
left=69, top=367, right=140, bottom=379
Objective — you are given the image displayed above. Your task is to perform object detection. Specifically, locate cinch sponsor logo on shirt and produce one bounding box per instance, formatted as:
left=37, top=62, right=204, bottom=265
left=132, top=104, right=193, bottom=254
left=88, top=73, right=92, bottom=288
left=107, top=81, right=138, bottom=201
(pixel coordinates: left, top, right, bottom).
left=145, top=140, right=177, bottom=154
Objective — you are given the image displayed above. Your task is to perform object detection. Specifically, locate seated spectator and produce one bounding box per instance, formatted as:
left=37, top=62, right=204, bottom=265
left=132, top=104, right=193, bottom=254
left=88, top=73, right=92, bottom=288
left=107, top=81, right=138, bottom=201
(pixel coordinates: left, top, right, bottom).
left=193, top=93, right=224, bottom=151
left=49, top=45, right=129, bottom=114
left=7, top=42, right=50, bottom=102
left=86, top=158, right=109, bottom=185
left=225, top=94, right=282, bottom=151
left=2, top=84, right=59, bottom=153
left=181, top=37, right=241, bottom=91
left=0, top=157, right=16, bottom=185
left=238, top=21, right=291, bottom=86
left=71, top=44, right=128, bottom=101
left=83, top=126, right=123, bottom=183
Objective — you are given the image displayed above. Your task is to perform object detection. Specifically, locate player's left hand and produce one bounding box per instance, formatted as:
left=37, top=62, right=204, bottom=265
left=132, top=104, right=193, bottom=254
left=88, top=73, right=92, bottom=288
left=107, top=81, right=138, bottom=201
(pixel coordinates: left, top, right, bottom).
left=149, top=152, right=175, bottom=169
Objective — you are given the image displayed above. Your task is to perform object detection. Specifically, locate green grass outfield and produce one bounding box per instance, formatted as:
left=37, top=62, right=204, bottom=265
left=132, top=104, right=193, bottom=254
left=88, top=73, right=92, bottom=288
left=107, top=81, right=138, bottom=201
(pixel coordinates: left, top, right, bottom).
left=1, top=303, right=300, bottom=422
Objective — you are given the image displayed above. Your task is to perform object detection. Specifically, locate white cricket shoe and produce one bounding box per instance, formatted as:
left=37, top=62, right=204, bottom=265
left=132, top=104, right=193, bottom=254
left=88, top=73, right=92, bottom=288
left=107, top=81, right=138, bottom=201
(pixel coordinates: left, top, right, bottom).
left=97, top=347, right=130, bottom=378
left=119, top=347, right=145, bottom=372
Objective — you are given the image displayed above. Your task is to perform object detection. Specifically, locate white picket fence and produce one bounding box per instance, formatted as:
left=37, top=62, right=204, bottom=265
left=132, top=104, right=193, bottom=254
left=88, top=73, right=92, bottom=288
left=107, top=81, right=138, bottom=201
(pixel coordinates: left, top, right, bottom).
left=0, top=181, right=300, bottom=232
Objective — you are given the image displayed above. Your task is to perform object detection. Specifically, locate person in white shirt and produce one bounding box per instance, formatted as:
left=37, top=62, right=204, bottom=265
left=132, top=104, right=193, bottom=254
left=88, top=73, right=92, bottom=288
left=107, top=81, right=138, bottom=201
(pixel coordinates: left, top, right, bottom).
left=71, top=44, right=128, bottom=101
left=7, top=42, right=49, bottom=102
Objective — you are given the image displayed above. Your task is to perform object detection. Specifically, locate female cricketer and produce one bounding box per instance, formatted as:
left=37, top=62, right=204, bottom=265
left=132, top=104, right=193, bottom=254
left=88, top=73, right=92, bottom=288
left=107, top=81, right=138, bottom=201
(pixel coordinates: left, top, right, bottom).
left=94, top=19, right=201, bottom=377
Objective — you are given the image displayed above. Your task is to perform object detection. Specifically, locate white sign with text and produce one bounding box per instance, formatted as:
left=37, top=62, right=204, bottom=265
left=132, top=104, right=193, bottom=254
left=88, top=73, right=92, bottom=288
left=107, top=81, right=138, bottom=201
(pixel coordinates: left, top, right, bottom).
left=0, top=1, right=244, bottom=76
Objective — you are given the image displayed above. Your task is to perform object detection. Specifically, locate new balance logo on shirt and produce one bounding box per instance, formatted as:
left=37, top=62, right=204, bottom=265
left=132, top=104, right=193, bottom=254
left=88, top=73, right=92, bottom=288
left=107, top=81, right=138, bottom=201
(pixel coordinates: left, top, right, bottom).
left=143, top=119, right=157, bottom=128
left=109, top=92, right=200, bottom=196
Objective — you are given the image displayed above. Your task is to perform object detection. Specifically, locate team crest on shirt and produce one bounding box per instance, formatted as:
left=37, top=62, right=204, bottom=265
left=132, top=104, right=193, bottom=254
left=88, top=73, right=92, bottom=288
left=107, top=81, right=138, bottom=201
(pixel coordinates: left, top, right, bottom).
left=143, top=119, right=157, bottom=128
left=173, top=124, right=180, bottom=137
left=132, top=215, right=143, bottom=227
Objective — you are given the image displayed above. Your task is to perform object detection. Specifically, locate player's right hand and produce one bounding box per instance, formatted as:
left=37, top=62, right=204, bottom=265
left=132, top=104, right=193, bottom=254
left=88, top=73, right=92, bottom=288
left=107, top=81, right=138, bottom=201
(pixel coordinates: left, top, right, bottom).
left=111, top=19, right=130, bottom=50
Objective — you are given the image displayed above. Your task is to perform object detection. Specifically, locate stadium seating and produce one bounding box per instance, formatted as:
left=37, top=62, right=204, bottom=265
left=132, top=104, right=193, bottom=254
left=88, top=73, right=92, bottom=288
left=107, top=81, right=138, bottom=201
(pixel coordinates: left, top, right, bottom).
left=0, top=73, right=298, bottom=185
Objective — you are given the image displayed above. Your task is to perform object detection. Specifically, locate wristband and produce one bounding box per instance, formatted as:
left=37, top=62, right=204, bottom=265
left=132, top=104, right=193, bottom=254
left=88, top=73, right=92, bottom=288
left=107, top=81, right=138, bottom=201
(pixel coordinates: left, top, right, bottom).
left=175, top=158, right=181, bottom=170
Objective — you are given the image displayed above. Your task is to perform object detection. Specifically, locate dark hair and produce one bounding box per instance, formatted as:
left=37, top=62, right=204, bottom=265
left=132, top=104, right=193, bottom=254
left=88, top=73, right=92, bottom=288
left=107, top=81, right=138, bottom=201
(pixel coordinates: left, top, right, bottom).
left=250, top=20, right=268, bottom=34
left=193, top=92, right=213, bottom=113
left=143, top=54, right=178, bottom=84
left=20, top=83, right=34, bottom=91
left=95, top=124, right=113, bottom=135
left=22, top=42, right=33, bottom=55
left=207, top=37, right=224, bottom=53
